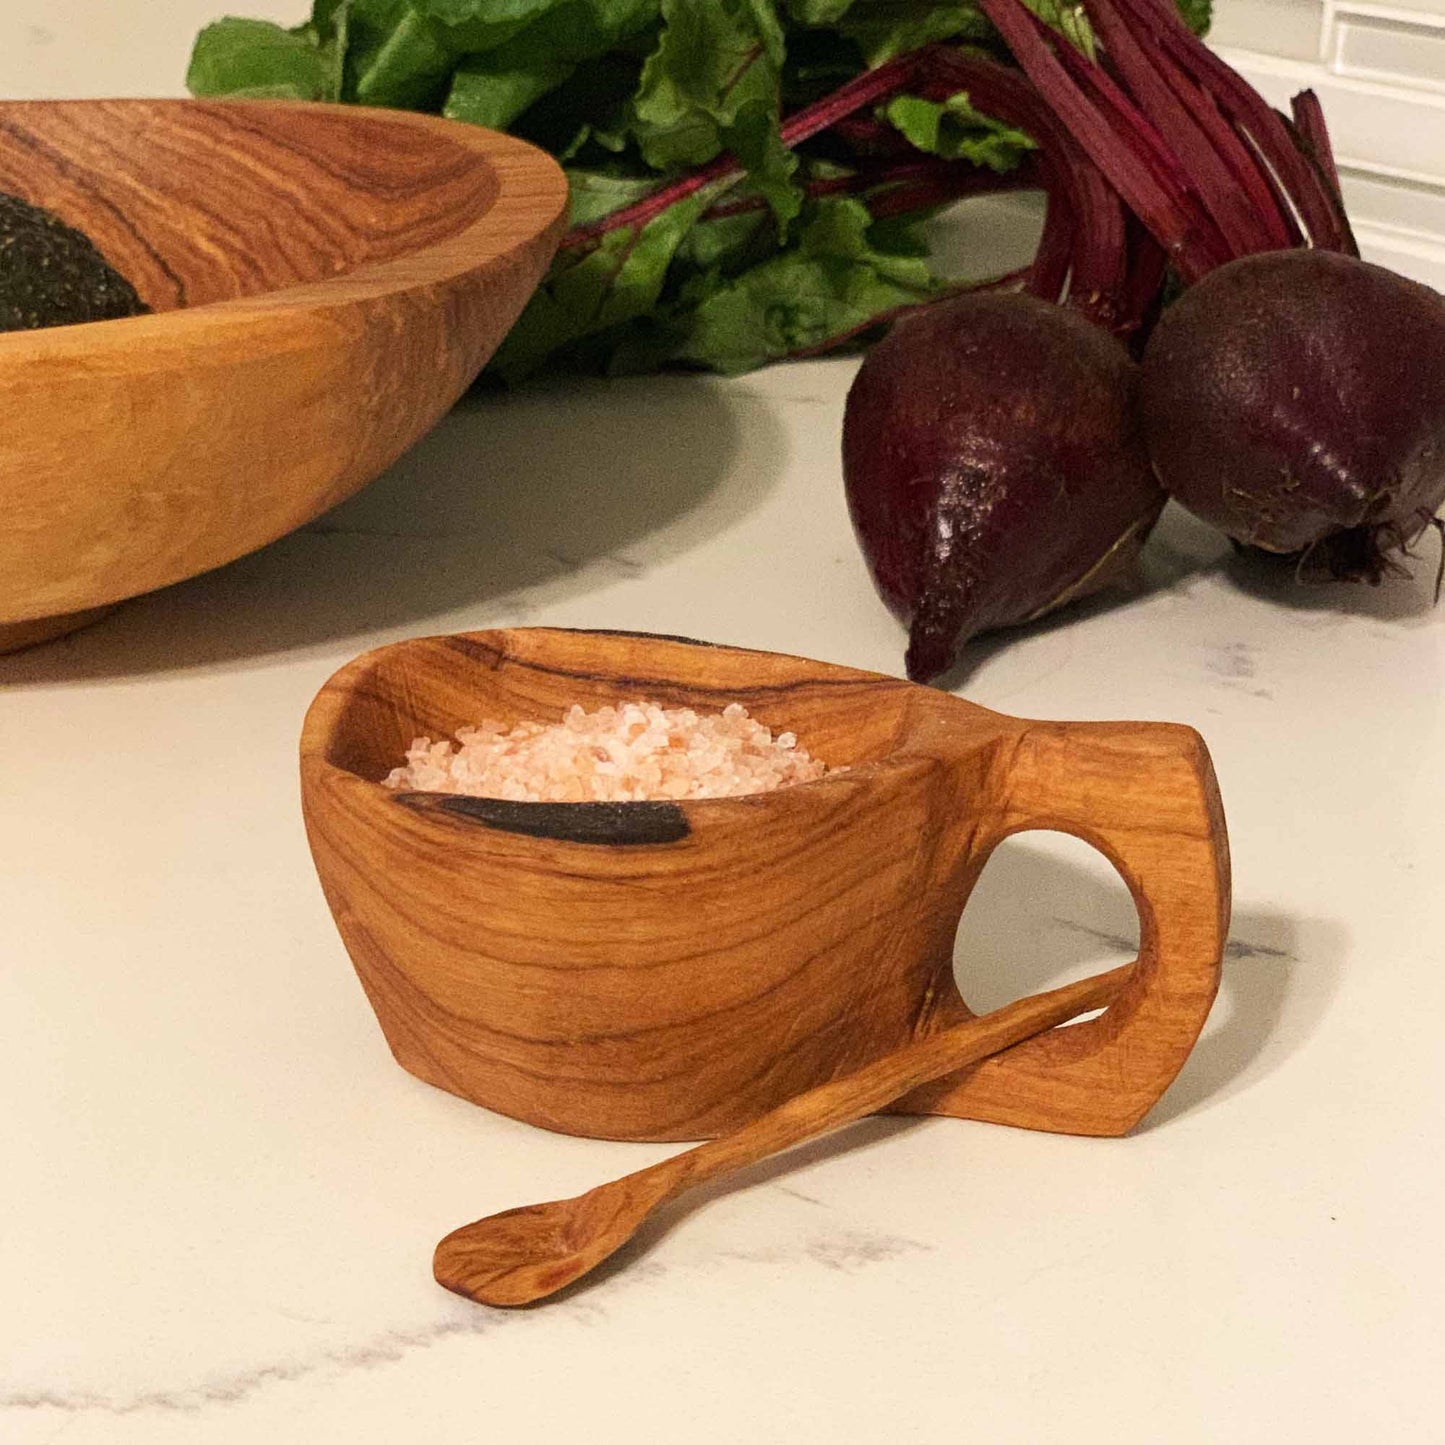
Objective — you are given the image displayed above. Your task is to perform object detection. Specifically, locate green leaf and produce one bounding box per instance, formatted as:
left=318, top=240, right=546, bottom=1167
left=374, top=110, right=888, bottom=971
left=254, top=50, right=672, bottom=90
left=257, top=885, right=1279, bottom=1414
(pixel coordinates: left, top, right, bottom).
left=563, top=168, right=661, bottom=227
left=305, top=0, right=349, bottom=40
left=412, top=0, right=566, bottom=51
left=674, top=204, right=773, bottom=271
left=630, top=0, right=801, bottom=230
left=498, top=50, right=650, bottom=160
left=1174, top=0, right=1212, bottom=35
left=668, top=195, right=947, bottom=372
left=445, top=54, right=578, bottom=130
left=512, top=0, right=661, bottom=62
left=416, top=0, right=659, bottom=56
left=783, top=0, right=857, bottom=22
left=1021, top=0, right=1096, bottom=58
left=342, top=0, right=455, bottom=108
left=883, top=92, right=1033, bottom=171
left=187, top=17, right=342, bottom=100
left=441, top=1, right=661, bottom=134
left=488, top=187, right=713, bottom=381
left=835, top=1, right=991, bottom=65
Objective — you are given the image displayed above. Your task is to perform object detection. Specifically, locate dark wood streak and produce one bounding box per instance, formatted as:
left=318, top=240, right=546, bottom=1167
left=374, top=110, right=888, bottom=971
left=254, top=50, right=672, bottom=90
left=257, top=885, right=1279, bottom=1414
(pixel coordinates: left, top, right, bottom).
left=551, top=626, right=723, bottom=649
left=438, top=632, right=883, bottom=700
left=327, top=795, right=917, bottom=993
left=395, top=792, right=690, bottom=846
left=443, top=635, right=508, bottom=670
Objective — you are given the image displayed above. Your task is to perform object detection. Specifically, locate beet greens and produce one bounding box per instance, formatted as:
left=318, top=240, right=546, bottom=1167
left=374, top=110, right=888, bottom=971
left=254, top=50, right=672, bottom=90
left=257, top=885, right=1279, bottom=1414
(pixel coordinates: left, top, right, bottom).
left=188, top=0, right=1218, bottom=379
left=192, top=0, right=1445, bottom=670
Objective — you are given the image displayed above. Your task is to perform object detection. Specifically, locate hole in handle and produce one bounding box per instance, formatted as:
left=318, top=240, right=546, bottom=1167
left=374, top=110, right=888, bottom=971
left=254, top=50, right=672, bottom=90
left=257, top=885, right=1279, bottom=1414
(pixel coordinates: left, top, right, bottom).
left=952, top=831, right=1140, bottom=1016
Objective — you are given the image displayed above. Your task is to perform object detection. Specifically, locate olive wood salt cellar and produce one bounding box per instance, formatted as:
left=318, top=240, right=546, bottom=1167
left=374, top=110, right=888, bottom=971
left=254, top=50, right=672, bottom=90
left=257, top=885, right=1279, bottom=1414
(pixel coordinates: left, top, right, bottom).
left=300, top=627, right=1230, bottom=1146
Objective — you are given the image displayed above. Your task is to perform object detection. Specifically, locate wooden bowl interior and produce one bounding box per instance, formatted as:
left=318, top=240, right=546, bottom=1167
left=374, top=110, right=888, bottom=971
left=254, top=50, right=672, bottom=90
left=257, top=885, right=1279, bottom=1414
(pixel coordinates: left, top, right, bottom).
left=318, top=631, right=924, bottom=788
left=0, top=100, right=501, bottom=312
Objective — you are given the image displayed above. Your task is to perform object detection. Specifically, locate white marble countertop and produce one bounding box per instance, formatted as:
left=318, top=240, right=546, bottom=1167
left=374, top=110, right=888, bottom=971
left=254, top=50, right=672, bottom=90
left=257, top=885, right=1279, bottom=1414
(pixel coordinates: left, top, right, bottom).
left=5, top=6, right=1445, bottom=1443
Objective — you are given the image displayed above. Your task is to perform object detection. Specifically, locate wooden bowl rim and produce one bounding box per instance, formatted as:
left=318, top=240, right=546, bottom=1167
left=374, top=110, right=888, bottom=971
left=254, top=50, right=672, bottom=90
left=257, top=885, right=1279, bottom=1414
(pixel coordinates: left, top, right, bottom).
left=299, top=628, right=967, bottom=822
left=0, top=97, right=569, bottom=360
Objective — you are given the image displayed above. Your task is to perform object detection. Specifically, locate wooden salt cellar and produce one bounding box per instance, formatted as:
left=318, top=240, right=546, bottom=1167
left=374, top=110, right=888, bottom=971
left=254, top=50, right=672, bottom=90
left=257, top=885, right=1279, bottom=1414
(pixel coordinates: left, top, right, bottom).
left=300, top=628, right=1230, bottom=1142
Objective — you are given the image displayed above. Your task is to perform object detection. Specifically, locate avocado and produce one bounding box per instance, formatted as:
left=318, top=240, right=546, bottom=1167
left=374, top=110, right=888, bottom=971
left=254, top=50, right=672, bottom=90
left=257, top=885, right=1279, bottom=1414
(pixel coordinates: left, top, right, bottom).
left=0, top=191, right=149, bottom=333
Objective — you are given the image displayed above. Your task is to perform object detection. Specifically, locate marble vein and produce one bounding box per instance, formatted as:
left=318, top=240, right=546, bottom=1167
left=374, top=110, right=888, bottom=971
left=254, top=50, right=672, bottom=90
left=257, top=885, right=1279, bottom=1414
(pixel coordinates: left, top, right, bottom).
left=1051, top=916, right=1293, bottom=961
left=0, top=1314, right=510, bottom=1417
left=2, top=1230, right=920, bottom=1416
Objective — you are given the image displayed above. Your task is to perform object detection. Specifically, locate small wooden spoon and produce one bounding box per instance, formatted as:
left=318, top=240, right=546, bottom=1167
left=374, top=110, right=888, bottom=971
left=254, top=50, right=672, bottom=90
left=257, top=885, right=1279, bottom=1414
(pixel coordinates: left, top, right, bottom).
left=434, top=963, right=1132, bottom=1306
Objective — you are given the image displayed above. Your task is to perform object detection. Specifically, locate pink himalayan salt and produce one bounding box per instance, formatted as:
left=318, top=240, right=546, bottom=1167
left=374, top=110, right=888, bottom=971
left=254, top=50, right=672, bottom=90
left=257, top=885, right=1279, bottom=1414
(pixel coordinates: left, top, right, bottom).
left=383, top=700, right=836, bottom=803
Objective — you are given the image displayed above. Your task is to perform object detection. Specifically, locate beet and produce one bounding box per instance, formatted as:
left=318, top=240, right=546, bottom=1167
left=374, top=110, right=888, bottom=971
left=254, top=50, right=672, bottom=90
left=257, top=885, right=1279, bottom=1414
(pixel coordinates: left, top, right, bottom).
left=965, top=0, right=1445, bottom=590
left=1140, top=250, right=1445, bottom=581
left=843, top=291, right=1164, bottom=682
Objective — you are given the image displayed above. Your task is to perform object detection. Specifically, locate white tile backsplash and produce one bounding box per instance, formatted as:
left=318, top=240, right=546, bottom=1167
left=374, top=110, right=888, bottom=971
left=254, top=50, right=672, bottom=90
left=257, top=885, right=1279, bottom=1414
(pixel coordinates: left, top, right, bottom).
left=1333, top=5, right=1445, bottom=90
left=1212, top=0, right=1445, bottom=284
left=1210, top=0, right=1328, bottom=60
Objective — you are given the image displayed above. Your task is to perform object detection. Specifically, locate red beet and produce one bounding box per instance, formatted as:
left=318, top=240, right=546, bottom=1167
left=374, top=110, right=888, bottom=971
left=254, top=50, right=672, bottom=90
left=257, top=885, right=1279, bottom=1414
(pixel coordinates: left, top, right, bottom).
left=1140, top=250, right=1445, bottom=581
left=843, top=291, right=1165, bottom=682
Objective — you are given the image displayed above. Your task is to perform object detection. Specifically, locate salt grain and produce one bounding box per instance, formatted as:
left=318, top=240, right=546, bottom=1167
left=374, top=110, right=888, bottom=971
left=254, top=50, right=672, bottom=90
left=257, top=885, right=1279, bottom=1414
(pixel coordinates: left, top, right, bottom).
left=383, top=701, right=834, bottom=802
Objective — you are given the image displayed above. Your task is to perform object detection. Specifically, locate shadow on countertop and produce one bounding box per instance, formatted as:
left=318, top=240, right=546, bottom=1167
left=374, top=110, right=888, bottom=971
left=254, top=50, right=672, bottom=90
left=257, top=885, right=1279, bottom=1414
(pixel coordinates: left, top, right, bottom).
left=1219, top=534, right=1445, bottom=623
left=1, top=373, right=790, bottom=685
left=950, top=835, right=1346, bottom=1132
left=914, top=500, right=1443, bottom=694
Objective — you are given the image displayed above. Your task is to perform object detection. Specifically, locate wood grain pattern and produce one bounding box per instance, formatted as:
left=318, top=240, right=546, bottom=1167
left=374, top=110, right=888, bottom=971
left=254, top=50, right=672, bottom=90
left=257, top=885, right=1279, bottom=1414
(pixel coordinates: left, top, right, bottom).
left=434, top=964, right=1133, bottom=1306
left=300, top=627, right=1231, bottom=1143
left=0, top=100, right=567, bottom=650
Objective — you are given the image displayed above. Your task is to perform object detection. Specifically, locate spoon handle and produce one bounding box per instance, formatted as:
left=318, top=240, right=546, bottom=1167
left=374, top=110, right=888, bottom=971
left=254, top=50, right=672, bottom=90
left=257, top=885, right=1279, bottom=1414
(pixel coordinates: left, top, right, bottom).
left=644, top=962, right=1134, bottom=1206
left=433, top=964, right=1136, bottom=1306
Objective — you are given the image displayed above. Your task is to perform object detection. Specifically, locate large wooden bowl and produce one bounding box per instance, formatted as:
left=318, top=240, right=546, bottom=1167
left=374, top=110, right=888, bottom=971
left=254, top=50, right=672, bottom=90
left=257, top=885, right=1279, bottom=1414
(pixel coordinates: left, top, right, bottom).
left=300, top=627, right=1231, bottom=1143
left=0, top=99, right=568, bottom=651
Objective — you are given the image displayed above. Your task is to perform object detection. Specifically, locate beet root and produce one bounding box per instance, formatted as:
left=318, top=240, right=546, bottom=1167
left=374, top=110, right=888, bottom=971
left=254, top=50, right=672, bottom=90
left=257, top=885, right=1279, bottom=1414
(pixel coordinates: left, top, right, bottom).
left=1140, top=250, right=1445, bottom=582
left=842, top=291, right=1165, bottom=682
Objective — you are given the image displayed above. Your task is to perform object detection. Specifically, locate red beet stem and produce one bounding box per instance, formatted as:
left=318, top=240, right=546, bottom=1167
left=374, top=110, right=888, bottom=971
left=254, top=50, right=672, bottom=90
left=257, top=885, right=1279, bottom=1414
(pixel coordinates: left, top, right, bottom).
left=973, top=0, right=1225, bottom=281
left=919, top=52, right=1136, bottom=329
left=696, top=158, right=1030, bottom=224
left=1290, top=90, right=1340, bottom=191
left=1283, top=92, right=1359, bottom=255
left=1079, top=0, right=1292, bottom=253
left=1139, top=27, right=1301, bottom=247
left=561, top=46, right=938, bottom=251
left=1109, top=0, right=1348, bottom=253
left=787, top=267, right=1030, bottom=359
left=1029, top=181, right=1075, bottom=304
left=867, top=163, right=1038, bottom=220
left=1119, top=220, right=1169, bottom=342
left=1045, top=33, right=1235, bottom=273
left=831, top=113, right=922, bottom=159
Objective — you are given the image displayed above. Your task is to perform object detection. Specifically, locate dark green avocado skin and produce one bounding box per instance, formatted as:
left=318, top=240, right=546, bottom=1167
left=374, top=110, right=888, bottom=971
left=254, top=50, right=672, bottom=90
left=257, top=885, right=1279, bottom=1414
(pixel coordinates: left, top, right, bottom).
left=1, top=191, right=150, bottom=333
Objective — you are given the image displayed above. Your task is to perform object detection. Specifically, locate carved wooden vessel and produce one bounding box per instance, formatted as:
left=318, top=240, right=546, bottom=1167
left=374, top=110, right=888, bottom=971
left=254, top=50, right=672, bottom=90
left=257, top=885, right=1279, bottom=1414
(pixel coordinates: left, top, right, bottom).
left=0, top=100, right=567, bottom=651
left=300, top=628, right=1230, bottom=1142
